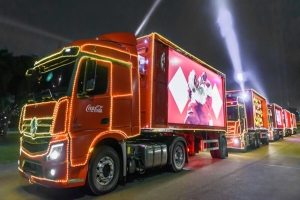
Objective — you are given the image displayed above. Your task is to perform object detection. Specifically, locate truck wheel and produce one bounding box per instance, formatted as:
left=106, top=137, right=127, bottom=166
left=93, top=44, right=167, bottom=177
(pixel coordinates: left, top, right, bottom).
left=217, top=137, right=227, bottom=159
left=210, top=149, right=217, bottom=158
left=256, top=134, right=261, bottom=148
left=250, top=136, right=257, bottom=149
left=170, top=141, right=185, bottom=172
left=265, top=137, right=269, bottom=145
left=210, top=137, right=227, bottom=159
left=86, top=146, right=120, bottom=195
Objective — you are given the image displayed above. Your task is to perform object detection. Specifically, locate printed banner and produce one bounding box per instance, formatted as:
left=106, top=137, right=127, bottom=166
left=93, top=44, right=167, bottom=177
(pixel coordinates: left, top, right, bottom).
left=167, top=49, right=225, bottom=127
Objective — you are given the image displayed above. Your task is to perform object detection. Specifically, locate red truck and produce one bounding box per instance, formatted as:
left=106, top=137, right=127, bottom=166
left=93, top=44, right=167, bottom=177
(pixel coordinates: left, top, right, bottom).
left=282, top=109, right=292, bottom=136
left=267, top=103, right=284, bottom=140
left=226, top=89, right=269, bottom=151
left=291, top=113, right=297, bottom=135
left=18, top=32, right=227, bottom=195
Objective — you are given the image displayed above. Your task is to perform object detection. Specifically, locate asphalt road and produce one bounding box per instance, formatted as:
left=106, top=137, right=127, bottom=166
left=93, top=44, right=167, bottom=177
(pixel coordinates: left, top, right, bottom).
left=1, top=134, right=300, bottom=200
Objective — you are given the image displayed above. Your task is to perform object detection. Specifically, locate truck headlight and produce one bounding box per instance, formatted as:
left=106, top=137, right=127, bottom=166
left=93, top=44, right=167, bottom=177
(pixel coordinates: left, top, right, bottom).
left=46, top=143, right=64, bottom=161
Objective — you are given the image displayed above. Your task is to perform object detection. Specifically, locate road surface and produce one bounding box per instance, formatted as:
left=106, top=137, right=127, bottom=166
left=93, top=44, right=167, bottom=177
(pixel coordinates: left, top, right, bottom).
left=1, top=134, right=300, bottom=200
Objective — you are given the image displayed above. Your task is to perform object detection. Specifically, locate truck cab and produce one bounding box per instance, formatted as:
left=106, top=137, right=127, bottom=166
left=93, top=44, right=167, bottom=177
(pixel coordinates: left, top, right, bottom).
left=226, top=96, right=248, bottom=151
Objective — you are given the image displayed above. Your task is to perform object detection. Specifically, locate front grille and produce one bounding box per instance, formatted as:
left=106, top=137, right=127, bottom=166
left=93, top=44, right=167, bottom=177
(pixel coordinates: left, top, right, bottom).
left=22, top=117, right=53, bottom=138
left=227, top=126, right=235, bottom=135
left=22, top=137, right=50, bottom=153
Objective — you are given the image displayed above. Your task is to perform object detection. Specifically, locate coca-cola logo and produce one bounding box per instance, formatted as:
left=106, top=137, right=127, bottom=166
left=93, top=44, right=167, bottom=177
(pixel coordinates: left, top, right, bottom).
left=86, top=104, right=103, bottom=113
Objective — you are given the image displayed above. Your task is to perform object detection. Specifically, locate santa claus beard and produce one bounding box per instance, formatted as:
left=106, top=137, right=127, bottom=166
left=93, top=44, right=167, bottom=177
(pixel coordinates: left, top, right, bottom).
left=191, top=84, right=207, bottom=105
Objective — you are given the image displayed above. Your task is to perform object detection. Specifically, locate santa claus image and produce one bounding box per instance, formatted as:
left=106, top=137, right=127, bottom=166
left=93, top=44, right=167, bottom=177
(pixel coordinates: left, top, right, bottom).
left=184, top=70, right=213, bottom=125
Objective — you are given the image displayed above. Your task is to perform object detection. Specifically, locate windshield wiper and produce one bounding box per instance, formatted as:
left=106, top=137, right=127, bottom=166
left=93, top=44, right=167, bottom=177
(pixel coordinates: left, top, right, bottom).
left=41, top=89, right=55, bottom=101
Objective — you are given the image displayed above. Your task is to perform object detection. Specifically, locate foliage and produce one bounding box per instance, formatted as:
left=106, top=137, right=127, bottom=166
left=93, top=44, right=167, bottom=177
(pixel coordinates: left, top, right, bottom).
left=0, top=133, right=20, bottom=164
left=0, top=49, right=38, bottom=137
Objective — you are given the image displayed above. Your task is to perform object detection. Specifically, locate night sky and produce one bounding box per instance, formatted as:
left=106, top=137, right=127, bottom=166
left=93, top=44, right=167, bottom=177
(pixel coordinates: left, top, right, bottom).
left=0, top=0, right=299, bottom=110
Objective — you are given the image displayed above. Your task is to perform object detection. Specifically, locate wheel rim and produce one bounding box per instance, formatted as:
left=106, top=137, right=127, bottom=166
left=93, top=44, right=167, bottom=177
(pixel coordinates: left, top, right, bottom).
left=96, top=156, right=114, bottom=186
left=174, top=145, right=184, bottom=168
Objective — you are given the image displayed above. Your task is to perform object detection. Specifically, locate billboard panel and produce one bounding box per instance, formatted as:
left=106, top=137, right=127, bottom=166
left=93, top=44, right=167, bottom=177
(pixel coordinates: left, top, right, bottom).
left=285, top=110, right=292, bottom=128
left=275, top=107, right=284, bottom=128
left=167, top=49, right=225, bottom=127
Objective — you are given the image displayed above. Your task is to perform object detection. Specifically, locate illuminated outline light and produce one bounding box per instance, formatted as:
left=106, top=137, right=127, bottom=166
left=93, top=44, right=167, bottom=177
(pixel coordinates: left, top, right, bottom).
left=81, top=44, right=136, bottom=68
left=51, top=97, right=70, bottom=135
left=20, top=98, right=70, bottom=139
left=19, top=106, right=26, bottom=133
left=34, top=46, right=80, bottom=66
left=138, top=33, right=226, bottom=77
left=70, top=130, right=128, bottom=167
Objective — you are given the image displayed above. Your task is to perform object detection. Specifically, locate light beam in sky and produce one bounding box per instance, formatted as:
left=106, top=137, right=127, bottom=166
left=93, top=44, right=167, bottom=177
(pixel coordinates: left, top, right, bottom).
left=217, top=8, right=244, bottom=92
left=0, top=15, right=72, bottom=43
left=216, top=5, right=267, bottom=100
left=135, top=0, right=162, bottom=36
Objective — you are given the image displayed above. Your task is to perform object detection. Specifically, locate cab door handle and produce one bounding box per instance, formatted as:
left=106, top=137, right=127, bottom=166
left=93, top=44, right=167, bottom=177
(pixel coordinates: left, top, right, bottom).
left=72, top=124, right=82, bottom=128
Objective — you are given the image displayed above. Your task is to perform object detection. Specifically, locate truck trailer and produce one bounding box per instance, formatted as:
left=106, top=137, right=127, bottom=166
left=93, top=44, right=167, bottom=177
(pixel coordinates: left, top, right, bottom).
left=282, top=109, right=292, bottom=136
left=267, top=103, right=284, bottom=140
left=291, top=113, right=297, bottom=135
left=226, top=89, right=269, bottom=151
left=18, top=32, right=227, bottom=195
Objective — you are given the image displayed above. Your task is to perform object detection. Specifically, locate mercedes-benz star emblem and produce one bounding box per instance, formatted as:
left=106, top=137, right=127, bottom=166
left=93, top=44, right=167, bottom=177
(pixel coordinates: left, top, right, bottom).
left=30, top=117, right=38, bottom=137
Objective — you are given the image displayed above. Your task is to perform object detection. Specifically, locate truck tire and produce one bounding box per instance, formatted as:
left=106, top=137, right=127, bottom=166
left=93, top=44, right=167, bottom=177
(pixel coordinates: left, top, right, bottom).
left=262, top=137, right=269, bottom=145
left=266, top=137, right=269, bottom=145
left=210, top=137, right=227, bottom=159
left=217, top=137, right=227, bottom=159
left=210, top=149, right=217, bottom=158
left=250, top=134, right=258, bottom=149
left=170, top=141, right=186, bottom=172
left=256, top=134, right=261, bottom=148
left=86, top=146, right=120, bottom=195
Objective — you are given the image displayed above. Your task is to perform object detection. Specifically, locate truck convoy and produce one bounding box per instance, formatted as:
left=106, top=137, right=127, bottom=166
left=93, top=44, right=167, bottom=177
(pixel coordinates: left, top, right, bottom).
left=225, top=89, right=269, bottom=151
left=268, top=103, right=284, bottom=140
left=283, top=109, right=292, bottom=136
left=18, top=32, right=228, bottom=195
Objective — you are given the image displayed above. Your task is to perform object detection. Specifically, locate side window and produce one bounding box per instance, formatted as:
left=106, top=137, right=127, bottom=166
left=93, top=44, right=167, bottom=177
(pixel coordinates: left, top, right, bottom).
left=90, top=65, right=108, bottom=95
left=77, top=59, right=108, bottom=96
left=239, top=106, right=245, bottom=119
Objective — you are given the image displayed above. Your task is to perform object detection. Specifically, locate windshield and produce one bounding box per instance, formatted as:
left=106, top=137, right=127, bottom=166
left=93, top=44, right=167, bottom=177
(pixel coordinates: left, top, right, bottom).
left=27, top=57, right=77, bottom=102
left=227, top=106, right=238, bottom=121
left=268, top=110, right=273, bottom=123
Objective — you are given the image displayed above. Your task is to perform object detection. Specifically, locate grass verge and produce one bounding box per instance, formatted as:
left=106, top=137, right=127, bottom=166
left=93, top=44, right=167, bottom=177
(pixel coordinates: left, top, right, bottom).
left=0, top=134, right=20, bottom=164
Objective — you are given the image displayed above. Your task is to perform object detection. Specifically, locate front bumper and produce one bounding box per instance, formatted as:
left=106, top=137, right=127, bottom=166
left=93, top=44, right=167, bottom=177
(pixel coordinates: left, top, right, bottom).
left=18, top=149, right=70, bottom=188
left=226, top=136, right=244, bottom=149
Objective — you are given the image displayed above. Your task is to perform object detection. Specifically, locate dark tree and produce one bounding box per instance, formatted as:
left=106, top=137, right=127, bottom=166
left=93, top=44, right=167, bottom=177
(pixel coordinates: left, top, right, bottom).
left=0, top=49, right=38, bottom=137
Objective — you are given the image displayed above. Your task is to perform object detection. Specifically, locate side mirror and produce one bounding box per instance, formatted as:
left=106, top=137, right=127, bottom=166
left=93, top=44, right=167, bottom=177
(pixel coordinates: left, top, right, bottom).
left=86, top=78, right=95, bottom=91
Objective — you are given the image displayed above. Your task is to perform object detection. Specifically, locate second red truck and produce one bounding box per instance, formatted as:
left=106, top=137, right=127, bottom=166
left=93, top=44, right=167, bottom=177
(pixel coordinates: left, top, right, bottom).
left=226, top=89, right=269, bottom=151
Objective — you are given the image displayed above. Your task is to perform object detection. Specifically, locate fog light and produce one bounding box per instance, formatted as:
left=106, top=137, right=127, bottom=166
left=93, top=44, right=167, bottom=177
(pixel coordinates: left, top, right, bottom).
left=233, top=138, right=239, bottom=144
left=50, top=169, right=56, bottom=176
